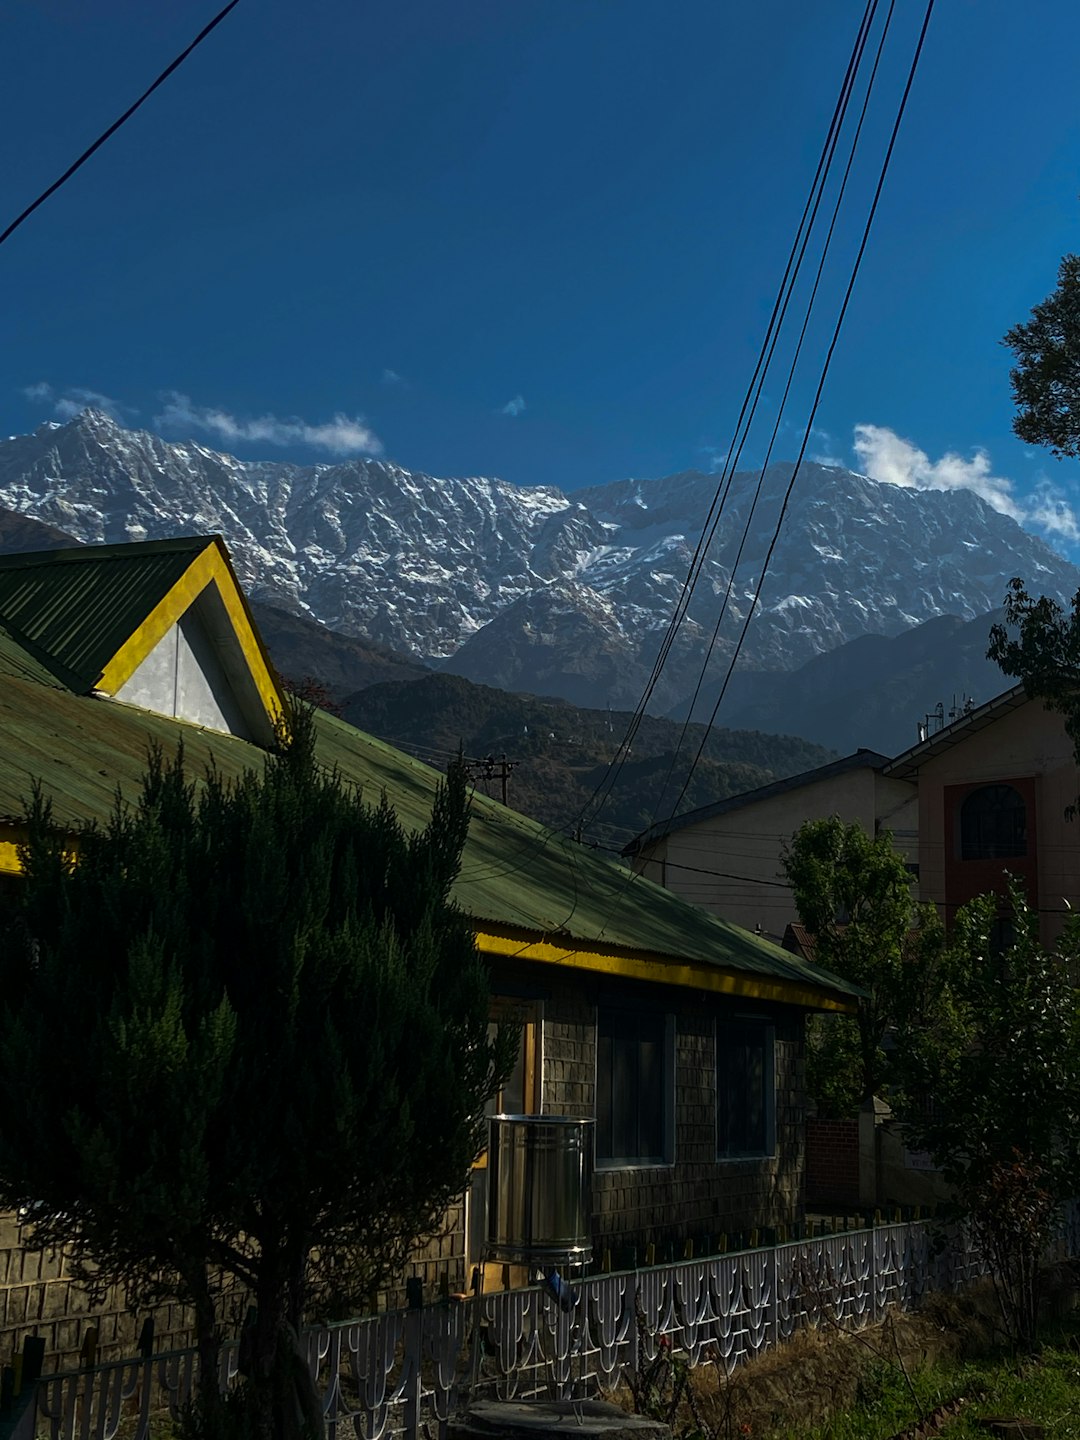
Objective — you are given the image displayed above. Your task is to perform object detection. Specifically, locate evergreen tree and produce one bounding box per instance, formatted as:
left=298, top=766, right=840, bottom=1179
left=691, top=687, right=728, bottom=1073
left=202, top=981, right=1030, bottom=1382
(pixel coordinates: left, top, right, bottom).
left=0, top=706, right=512, bottom=1439
left=783, top=817, right=944, bottom=1116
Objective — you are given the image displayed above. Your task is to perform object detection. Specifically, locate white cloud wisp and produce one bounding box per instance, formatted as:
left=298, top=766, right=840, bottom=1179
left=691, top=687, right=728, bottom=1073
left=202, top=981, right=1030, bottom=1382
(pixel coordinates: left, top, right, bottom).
left=23, top=382, right=127, bottom=420
left=852, top=422, right=1079, bottom=544
left=500, top=394, right=526, bottom=417
left=154, top=392, right=382, bottom=458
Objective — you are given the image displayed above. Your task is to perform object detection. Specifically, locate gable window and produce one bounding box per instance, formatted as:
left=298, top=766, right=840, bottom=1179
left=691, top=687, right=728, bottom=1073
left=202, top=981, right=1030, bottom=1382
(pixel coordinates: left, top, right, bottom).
left=717, top=1020, right=775, bottom=1160
left=595, top=1008, right=673, bottom=1168
left=959, top=784, right=1026, bottom=861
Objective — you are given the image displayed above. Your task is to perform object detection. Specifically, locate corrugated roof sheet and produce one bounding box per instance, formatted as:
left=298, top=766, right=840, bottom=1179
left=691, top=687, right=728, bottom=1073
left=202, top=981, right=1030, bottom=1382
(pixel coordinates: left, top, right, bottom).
left=0, top=537, right=210, bottom=691
left=0, top=622, right=860, bottom=1003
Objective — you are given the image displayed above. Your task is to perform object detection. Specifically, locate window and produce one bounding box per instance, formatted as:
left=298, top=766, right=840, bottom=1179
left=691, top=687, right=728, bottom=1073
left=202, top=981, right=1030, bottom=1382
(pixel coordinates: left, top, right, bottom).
left=959, top=784, right=1026, bottom=861
left=716, top=1020, right=775, bottom=1159
left=595, top=1008, right=673, bottom=1167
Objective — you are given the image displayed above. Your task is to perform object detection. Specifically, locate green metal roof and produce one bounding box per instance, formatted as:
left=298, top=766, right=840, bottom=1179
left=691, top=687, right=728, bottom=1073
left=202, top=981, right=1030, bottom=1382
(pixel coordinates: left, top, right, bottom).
left=0, top=537, right=212, bottom=691
left=0, top=624, right=860, bottom=1006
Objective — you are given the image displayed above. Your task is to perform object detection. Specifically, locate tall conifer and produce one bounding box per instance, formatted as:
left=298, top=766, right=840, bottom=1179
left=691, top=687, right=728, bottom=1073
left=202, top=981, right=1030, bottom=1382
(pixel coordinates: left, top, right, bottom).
left=0, top=705, right=511, bottom=1438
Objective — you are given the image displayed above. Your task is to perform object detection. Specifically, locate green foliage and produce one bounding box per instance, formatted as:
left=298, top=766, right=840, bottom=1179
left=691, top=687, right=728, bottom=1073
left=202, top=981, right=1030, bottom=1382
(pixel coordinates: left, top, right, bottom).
left=804, top=1014, right=864, bottom=1121
left=895, top=880, right=1080, bottom=1349
left=1003, top=252, right=1080, bottom=458
left=988, top=578, right=1080, bottom=781
left=0, top=705, right=512, bottom=1439
left=782, top=818, right=944, bottom=1115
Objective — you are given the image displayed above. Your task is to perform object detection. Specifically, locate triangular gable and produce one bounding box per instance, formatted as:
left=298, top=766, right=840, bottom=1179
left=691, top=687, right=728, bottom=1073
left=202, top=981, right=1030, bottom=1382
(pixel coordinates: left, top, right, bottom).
left=0, top=537, right=284, bottom=745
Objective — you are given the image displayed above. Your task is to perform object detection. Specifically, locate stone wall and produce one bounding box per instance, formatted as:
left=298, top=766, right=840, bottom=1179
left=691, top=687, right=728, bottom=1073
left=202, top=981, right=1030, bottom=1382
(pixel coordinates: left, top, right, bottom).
left=0, top=1213, right=199, bottom=1373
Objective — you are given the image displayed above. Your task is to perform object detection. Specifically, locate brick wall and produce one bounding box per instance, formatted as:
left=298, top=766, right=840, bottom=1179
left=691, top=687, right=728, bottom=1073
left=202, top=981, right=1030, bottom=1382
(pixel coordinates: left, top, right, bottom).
left=805, top=1117, right=860, bottom=1208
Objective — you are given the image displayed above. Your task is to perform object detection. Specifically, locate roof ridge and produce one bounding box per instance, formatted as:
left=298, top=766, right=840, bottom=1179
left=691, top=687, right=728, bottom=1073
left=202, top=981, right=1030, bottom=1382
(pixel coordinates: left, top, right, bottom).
left=0, top=535, right=218, bottom=571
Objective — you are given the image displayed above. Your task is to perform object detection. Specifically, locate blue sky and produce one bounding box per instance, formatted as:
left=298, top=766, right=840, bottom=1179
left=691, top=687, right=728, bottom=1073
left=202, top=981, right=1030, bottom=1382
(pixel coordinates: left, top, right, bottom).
left=2, top=0, right=1079, bottom=554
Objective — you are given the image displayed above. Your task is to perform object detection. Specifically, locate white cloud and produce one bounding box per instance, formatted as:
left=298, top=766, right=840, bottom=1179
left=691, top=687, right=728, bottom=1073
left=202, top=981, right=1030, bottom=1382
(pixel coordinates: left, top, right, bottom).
left=853, top=423, right=1024, bottom=519
left=154, top=392, right=382, bottom=457
left=852, top=422, right=1079, bottom=546
left=22, top=382, right=127, bottom=420
left=381, top=368, right=405, bottom=386
left=1027, top=480, right=1080, bottom=543
left=500, top=394, right=526, bottom=417
left=700, top=445, right=729, bottom=474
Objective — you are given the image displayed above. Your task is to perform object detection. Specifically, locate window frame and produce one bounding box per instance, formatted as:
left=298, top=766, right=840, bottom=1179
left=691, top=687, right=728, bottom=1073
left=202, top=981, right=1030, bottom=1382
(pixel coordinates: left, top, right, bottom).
left=715, top=1016, right=776, bottom=1162
left=958, top=783, right=1027, bottom=862
left=593, top=1005, right=676, bottom=1171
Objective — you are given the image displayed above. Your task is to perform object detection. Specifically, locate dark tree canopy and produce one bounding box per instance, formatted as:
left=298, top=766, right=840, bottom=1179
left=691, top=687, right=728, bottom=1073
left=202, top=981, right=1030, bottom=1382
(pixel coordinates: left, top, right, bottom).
left=895, top=881, right=1080, bottom=1348
left=1003, top=252, right=1080, bottom=458
left=988, top=578, right=1080, bottom=778
left=0, top=707, right=512, bottom=1439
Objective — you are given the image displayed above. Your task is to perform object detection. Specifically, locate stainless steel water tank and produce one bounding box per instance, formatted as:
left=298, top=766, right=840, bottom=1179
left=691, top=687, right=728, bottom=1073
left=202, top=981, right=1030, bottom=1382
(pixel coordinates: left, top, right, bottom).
left=486, top=1115, right=594, bottom=1265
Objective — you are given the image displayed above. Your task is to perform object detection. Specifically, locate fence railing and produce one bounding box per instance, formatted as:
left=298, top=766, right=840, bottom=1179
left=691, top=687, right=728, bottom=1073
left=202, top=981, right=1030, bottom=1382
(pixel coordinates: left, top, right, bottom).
left=27, top=1209, right=1080, bottom=1440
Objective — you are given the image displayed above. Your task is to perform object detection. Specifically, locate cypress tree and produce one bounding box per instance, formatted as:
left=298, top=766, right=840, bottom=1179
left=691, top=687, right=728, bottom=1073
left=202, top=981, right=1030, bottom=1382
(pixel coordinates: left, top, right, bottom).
left=0, top=705, right=511, bottom=1438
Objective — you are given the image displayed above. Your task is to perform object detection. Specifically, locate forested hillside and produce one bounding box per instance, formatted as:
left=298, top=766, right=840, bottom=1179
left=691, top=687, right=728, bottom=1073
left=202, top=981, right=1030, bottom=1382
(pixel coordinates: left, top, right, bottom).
left=344, top=673, right=834, bottom=846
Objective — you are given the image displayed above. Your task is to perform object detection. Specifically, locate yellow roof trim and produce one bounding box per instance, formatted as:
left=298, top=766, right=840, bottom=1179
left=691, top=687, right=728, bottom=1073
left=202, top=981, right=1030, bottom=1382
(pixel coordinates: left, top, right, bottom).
left=0, top=826, right=78, bottom=877
left=96, top=539, right=285, bottom=732
left=0, top=837, right=20, bottom=876
left=473, top=926, right=857, bottom=1013
left=0, top=822, right=852, bottom=1011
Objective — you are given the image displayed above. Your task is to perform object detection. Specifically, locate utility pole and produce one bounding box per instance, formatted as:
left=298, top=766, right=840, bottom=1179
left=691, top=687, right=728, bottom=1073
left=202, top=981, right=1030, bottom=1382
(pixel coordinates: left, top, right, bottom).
left=464, top=753, right=517, bottom=807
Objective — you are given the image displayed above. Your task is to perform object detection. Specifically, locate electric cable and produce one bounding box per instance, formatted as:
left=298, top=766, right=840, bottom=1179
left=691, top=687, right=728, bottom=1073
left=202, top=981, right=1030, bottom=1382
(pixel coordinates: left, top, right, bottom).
left=578, top=0, right=880, bottom=836
left=655, top=0, right=899, bottom=821
left=585, top=1, right=936, bottom=949
left=0, top=0, right=243, bottom=249
left=453, top=0, right=885, bottom=900
left=667, top=0, right=936, bottom=823
left=445, top=2, right=925, bottom=924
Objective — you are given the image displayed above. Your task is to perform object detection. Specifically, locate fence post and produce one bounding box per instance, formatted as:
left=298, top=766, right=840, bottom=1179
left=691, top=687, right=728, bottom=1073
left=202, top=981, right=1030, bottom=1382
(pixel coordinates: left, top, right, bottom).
left=767, top=1245, right=779, bottom=1349
left=402, top=1294, right=424, bottom=1440
left=869, top=1227, right=878, bottom=1326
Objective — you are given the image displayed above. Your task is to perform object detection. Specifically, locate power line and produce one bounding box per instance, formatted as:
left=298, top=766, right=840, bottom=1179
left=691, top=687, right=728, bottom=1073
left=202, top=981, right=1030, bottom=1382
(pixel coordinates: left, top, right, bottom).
left=661, top=0, right=899, bottom=818
left=0, top=0, right=243, bottom=250
left=667, top=0, right=935, bottom=821
left=583, top=2, right=935, bottom=953
left=576, top=0, right=882, bottom=838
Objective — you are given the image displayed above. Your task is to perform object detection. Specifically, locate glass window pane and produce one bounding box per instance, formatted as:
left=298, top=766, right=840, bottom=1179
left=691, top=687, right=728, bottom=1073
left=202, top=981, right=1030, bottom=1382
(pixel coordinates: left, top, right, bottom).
left=718, top=1022, right=772, bottom=1158
left=596, top=1009, right=669, bottom=1163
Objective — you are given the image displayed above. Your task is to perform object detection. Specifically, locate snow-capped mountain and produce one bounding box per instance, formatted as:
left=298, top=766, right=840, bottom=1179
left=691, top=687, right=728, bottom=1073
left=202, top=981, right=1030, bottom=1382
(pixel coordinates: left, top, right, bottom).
left=0, top=408, right=1075, bottom=712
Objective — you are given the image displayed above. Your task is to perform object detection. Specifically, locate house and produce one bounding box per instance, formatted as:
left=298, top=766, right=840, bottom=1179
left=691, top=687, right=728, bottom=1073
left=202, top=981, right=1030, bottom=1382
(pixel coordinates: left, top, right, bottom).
left=622, top=683, right=1080, bottom=1211
left=623, top=750, right=919, bottom=941
left=884, top=683, right=1080, bottom=946
left=0, top=535, right=859, bottom=1365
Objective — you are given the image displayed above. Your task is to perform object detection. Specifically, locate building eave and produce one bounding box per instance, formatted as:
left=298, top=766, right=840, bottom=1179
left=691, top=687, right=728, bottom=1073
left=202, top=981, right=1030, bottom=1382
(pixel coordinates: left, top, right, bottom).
left=883, top=684, right=1029, bottom=779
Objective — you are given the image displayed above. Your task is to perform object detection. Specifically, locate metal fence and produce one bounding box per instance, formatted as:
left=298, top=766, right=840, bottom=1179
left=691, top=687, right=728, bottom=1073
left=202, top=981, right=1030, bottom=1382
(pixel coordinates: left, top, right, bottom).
left=26, top=1211, right=1080, bottom=1440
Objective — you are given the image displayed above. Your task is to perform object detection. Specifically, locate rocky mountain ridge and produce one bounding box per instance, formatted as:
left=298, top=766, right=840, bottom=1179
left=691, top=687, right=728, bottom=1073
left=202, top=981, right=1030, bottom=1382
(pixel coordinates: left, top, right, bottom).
left=1, top=409, right=1075, bottom=713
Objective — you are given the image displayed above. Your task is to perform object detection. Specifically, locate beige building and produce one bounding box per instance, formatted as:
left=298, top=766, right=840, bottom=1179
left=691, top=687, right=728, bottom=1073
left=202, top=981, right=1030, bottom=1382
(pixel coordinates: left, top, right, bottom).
left=884, top=684, right=1080, bottom=946
left=624, top=751, right=919, bottom=942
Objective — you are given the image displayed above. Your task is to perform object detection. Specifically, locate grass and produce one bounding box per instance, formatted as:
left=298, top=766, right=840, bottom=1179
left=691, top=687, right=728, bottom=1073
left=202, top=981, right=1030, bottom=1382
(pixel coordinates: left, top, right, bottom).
left=766, top=1316, right=1080, bottom=1438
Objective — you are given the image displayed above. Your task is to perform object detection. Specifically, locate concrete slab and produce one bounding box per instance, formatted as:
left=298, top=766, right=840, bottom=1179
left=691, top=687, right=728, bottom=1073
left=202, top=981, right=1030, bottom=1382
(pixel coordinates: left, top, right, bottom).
left=452, top=1399, right=671, bottom=1440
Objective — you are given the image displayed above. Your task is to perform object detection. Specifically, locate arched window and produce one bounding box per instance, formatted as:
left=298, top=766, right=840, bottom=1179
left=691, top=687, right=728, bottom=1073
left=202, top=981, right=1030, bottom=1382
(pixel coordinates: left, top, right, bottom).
left=959, top=784, right=1026, bottom=861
